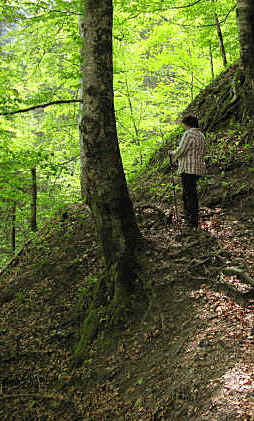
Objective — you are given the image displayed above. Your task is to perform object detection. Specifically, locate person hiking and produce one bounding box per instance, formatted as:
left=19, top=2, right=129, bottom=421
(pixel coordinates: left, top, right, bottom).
left=168, top=114, right=206, bottom=231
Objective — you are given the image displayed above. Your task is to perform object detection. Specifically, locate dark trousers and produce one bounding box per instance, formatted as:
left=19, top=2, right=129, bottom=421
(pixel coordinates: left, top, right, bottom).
left=181, top=173, right=201, bottom=228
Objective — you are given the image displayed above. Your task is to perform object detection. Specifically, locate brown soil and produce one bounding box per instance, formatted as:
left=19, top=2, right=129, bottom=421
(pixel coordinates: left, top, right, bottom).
left=1, top=166, right=254, bottom=420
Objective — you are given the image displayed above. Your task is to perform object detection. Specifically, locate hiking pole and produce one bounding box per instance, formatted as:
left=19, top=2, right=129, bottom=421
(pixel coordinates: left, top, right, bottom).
left=169, top=153, right=180, bottom=232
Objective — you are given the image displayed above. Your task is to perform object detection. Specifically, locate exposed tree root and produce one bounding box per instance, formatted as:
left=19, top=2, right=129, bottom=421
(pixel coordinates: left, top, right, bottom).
left=71, top=257, right=149, bottom=367
left=135, top=204, right=172, bottom=227
left=183, top=62, right=254, bottom=132
left=221, top=266, right=254, bottom=288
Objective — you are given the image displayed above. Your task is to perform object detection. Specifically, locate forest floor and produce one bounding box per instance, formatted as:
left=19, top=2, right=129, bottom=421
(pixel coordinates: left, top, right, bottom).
left=0, top=154, right=254, bottom=420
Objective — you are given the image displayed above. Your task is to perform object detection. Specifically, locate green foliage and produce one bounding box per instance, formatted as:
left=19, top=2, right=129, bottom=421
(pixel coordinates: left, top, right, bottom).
left=14, top=291, right=25, bottom=303
left=0, top=0, right=241, bottom=266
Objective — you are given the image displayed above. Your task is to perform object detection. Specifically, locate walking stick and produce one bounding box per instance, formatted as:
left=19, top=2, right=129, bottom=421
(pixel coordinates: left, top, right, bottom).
left=169, top=154, right=180, bottom=232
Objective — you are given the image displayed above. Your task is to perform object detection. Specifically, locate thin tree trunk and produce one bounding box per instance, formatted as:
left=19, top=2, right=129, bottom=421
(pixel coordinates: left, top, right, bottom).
left=211, top=0, right=227, bottom=68
left=188, top=48, right=194, bottom=100
left=125, top=77, right=139, bottom=141
left=209, top=42, right=215, bottom=80
left=78, top=11, right=86, bottom=200
left=190, top=72, right=194, bottom=100
left=80, top=0, right=142, bottom=296
left=236, top=0, right=254, bottom=79
left=11, top=201, right=16, bottom=254
left=31, top=167, right=37, bottom=232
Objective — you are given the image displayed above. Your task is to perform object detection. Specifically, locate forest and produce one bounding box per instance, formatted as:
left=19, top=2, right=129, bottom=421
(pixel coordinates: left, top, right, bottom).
left=0, top=0, right=254, bottom=420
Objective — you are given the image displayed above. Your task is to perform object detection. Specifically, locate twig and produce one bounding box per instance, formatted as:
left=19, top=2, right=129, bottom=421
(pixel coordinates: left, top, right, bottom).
left=161, top=4, right=236, bottom=27
left=122, top=0, right=204, bottom=22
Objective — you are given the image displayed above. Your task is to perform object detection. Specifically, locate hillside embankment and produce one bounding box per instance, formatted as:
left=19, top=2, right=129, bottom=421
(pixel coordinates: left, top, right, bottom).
left=0, top=62, right=254, bottom=420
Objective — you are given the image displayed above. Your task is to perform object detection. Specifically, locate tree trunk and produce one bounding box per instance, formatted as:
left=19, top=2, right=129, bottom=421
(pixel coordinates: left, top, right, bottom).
left=236, top=0, right=254, bottom=123
left=211, top=0, right=227, bottom=68
left=74, top=0, right=146, bottom=363
left=31, top=167, right=37, bottom=232
left=80, top=0, right=142, bottom=278
left=190, top=72, right=194, bottom=101
left=78, top=11, right=86, bottom=200
left=188, top=48, right=194, bottom=100
left=236, top=0, right=254, bottom=79
left=11, top=201, right=16, bottom=254
left=209, top=42, right=215, bottom=80
left=125, top=76, right=139, bottom=141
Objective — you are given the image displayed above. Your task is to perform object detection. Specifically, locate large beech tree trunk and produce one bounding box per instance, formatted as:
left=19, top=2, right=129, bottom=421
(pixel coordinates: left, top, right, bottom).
left=236, top=0, right=254, bottom=79
left=74, top=0, right=146, bottom=363
left=236, top=0, right=254, bottom=122
left=78, top=11, right=86, bottom=200
left=80, top=0, right=141, bottom=291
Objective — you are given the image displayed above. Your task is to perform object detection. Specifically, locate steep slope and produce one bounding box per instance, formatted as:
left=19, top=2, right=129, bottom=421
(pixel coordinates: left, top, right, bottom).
left=130, top=62, right=254, bottom=211
left=182, top=60, right=254, bottom=133
left=1, top=63, right=254, bottom=420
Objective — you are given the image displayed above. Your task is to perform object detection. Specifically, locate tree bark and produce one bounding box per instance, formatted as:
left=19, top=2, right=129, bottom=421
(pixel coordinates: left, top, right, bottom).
left=31, top=167, right=37, bottom=232
left=209, top=42, right=215, bottom=80
left=236, top=0, right=254, bottom=123
left=125, top=76, right=139, bottom=141
left=80, top=0, right=142, bottom=279
left=11, top=201, right=16, bottom=254
left=236, top=0, right=254, bottom=79
left=78, top=10, right=86, bottom=200
left=190, top=72, right=194, bottom=100
left=80, top=0, right=141, bottom=306
left=211, top=0, right=227, bottom=68
left=74, top=0, right=146, bottom=362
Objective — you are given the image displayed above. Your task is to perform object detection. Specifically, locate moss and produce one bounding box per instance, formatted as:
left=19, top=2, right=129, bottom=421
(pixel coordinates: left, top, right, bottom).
left=72, top=305, right=103, bottom=364
left=72, top=279, right=148, bottom=366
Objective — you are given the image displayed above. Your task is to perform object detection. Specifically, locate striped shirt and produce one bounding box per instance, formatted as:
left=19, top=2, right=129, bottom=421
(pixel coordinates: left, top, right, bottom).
left=171, top=128, right=206, bottom=176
